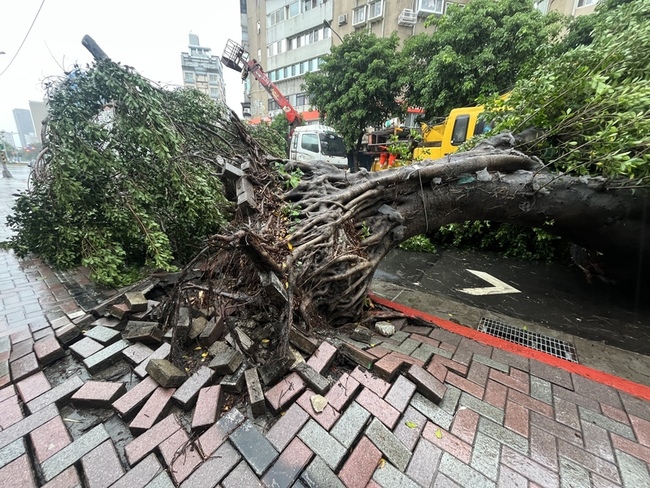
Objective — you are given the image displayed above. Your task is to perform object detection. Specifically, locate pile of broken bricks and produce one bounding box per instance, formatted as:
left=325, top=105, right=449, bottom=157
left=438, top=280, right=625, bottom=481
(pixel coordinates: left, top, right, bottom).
left=0, top=279, right=453, bottom=486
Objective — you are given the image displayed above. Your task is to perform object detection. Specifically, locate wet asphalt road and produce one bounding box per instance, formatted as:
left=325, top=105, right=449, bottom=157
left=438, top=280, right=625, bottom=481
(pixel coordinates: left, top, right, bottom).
left=375, top=247, right=650, bottom=356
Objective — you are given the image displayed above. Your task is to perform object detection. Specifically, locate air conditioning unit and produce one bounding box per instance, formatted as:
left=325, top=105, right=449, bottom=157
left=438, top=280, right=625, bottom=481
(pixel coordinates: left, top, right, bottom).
left=338, top=14, right=347, bottom=26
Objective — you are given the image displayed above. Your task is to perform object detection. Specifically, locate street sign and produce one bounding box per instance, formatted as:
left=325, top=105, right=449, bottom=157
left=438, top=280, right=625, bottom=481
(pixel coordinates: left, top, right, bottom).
left=458, top=269, right=521, bottom=296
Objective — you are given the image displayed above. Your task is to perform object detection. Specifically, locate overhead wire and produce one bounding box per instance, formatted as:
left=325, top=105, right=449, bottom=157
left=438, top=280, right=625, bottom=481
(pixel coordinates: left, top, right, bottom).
left=0, top=0, right=47, bottom=79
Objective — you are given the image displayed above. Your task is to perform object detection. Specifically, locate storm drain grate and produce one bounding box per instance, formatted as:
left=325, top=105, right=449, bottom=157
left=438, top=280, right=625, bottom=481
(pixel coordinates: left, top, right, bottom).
left=478, top=317, right=578, bottom=363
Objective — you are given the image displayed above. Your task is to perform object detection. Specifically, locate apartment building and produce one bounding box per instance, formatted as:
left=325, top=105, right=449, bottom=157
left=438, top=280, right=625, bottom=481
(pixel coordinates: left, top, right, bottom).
left=181, top=34, right=227, bottom=105
left=242, top=0, right=599, bottom=123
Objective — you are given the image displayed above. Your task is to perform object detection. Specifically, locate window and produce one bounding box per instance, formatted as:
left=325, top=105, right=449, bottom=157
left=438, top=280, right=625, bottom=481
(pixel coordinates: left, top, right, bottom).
left=301, top=133, right=320, bottom=153
left=296, top=93, right=309, bottom=106
left=302, top=0, right=320, bottom=12
left=300, top=61, right=309, bottom=74
left=451, top=115, right=470, bottom=145
left=210, top=88, right=219, bottom=97
left=257, top=21, right=261, bottom=33
left=267, top=8, right=286, bottom=27
left=352, top=6, right=367, bottom=25
left=184, top=71, right=195, bottom=83
left=368, top=1, right=383, bottom=20
left=310, top=59, right=318, bottom=71
left=209, top=74, right=219, bottom=84
left=417, top=0, right=444, bottom=15
left=269, top=99, right=279, bottom=111
left=289, top=1, right=300, bottom=17
left=576, top=0, right=597, bottom=6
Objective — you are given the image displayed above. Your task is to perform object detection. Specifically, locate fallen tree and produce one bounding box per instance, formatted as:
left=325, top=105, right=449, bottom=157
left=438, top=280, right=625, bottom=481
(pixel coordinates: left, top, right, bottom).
left=161, top=118, right=649, bottom=361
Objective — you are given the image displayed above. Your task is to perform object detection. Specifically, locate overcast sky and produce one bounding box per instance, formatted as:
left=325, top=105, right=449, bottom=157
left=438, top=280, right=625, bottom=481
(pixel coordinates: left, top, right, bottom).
left=0, top=0, right=245, bottom=139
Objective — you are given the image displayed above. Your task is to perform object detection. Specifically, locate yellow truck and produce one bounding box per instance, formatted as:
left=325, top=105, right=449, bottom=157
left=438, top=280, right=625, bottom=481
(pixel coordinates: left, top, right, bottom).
left=413, top=104, right=492, bottom=161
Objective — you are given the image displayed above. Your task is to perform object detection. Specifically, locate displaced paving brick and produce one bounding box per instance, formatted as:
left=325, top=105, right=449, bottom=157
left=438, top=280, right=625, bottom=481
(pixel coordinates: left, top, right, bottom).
left=173, top=366, right=214, bottom=410
left=259, top=357, right=293, bottom=386
left=339, top=342, right=375, bottom=370
left=339, top=435, right=382, bottom=488
left=365, top=417, right=412, bottom=470
left=129, top=386, right=176, bottom=435
left=125, top=291, right=148, bottom=312
left=84, top=325, right=121, bottom=345
left=146, top=359, right=186, bottom=388
left=410, top=393, right=454, bottom=432
left=33, top=327, right=54, bottom=341
left=209, top=348, right=243, bottom=375
left=112, top=376, right=158, bottom=418
left=0, top=454, right=37, bottom=487
left=221, top=361, right=248, bottom=394
left=121, top=342, right=154, bottom=365
left=10, top=352, right=40, bottom=383
left=54, top=323, right=81, bottom=345
left=41, top=423, right=111, bottom=482
left=188, top=317, right=208, bottom=342
left=10, top=329, right=32, bottom=344
left=71, top=380, right=126, bottom=408
left=33, top=336, right=63, bottom=366
left=123, top=321, right=163, bottom=344
left=407, top=364, right=447, bottom=404
left=134, top=342, right=171, bottom=378
left=356, top=387, right=400, bottom=429
left=69, top=337, right=104, bottom=360
left=173, top=307, right=191, bottom=344
left=29, top=416, right=72, bottom=464
left=298, top=420, right=346, bottom=471
left=222, top=460, right=263, bottom=488
left=109, top=303, right=131, bottom=320
left=198, top=315, right=225, bottom=346
left=373, top=354, right=406, bottom=381
left=350, top=366, right=390, bottom=397
left=159, top=429, right=203, bottom=484
left=300, top=455, right=345, bottom=488
left=16, top=371, right=51, bottom=403
left=197, top=407, right=245, bottom=457
left=293, top=362, right=330, bottom=395
left=26, top=375, right=84, bottom=414
left=325, top=373, right=361, bottom=412
left=244, top=368, right=266, bottom=417
left=182, top=442, right=241, bottom=488
left=384, top=375, right=417, bottom=413
left=261, top=437, right=313, bottom=488
left=83, top=340, right=130, bottom=375
left=124, top=413, right=182, bottom=466
left=81, top=439, right=125, bottom=488
left=290, top=328, right=319, bottom=355
left=266, top=403, right=310, bottom=452
left=0, top=384, right=15, bottom=403
left=330, top=401, right=372, bottom=449
left=110, top=452, right=163, bottom=488
left=296, top=389, right=340, bottom=430
left=9, top=338, right=33, bottom=362
left=191, top=385, right=223, bottom=430
left=229, top=419, right=278, bottom=475
left=265, top=372, right=306, bottom=414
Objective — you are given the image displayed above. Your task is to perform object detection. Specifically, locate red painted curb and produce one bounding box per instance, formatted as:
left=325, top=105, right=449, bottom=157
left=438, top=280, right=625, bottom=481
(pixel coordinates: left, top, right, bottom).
left=369, top=292, right=650, bottom=403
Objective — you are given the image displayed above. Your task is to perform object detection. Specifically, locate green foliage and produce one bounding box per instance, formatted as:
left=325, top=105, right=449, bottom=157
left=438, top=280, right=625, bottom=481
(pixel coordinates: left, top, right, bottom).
left=7, top=61, right=231, bottom=286
left=432, top=222, right=569, bottom=261
left=248, top=114, right=289, bottom=158
left=304, top=32, right=403, bottom=152
left=486, top=0, right=650, bottom=180
left=402, top=0, right=566, bottom=116
left=399, top=235, right=437, bottom=254
left=273, top=162, right=303, bottom=189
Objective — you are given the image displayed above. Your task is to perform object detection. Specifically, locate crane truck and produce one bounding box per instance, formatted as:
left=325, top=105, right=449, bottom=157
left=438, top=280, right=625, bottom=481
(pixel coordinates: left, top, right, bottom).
left=222, top=40, right=348, bottom=169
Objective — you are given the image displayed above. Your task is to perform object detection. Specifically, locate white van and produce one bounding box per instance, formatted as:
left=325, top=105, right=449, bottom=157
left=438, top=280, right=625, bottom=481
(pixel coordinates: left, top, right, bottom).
left=289, top=125, right=349, bottom=169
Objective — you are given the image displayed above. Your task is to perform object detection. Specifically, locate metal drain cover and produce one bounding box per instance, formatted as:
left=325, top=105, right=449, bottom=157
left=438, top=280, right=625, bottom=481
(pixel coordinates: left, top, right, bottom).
left=478, top=317, right=578, bottom=363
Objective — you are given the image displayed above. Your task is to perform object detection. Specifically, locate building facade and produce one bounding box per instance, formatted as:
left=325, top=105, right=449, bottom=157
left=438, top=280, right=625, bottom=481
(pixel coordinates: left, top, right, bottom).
left=29, top=101, right=48, bottom=143
left=12, top=108, right=36, bottom=148
left=181, top=34, right=227, bottom=104
left=242, top=0, right=600, bottom=124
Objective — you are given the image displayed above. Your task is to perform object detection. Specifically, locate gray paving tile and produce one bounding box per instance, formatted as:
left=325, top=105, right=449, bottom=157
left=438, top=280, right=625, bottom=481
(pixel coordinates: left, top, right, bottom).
left=330, top=401, right=371, bottom=448
left=438, top=452, right=496, bottom=488
left=365, top=418, right=411, bottom=471
left=229, top=420, right=278, bottom=476
left=298, top=420, right=346, bottom=471
left=300, top=456, right=345, bottom=488
left=579, top=406, right=635, bottom=440
left=372, top=461, right=420, bottom=488
left=615, top=449, right=650, bottom=488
